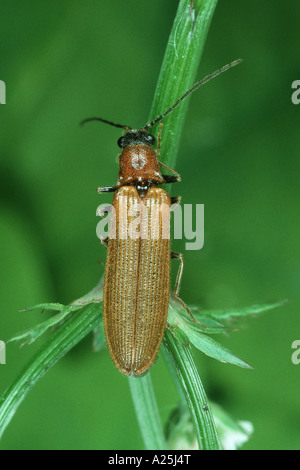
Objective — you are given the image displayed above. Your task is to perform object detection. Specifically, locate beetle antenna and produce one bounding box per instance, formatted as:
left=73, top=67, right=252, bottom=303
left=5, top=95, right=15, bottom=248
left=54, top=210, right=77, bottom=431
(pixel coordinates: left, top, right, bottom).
left=80, top=117, right=132, bottom=131
left=144, top=59, right=242, bottom=130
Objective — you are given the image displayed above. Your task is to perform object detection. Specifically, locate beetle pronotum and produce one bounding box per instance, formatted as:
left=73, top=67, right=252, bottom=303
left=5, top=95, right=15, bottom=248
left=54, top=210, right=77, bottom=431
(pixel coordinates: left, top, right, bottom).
left=82, top=60, right=242, bottom=376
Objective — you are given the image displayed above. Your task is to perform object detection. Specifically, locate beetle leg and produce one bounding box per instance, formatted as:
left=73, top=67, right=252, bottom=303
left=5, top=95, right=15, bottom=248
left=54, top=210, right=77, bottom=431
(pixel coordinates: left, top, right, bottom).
left=97, top=185, right=118, bottom=193
left=171, top=251, right=185, bottom=297
left=171, top=251, right=199, bottom=325
left=156, top=123, right=164, bottom=157
left=100, top=236, right=109, bottom=248
left=160, top=164, right=181, bottom=183
left=170, top=195, right=181, bottom=206
left=155, top=125, right=181, bottom=183
left=162, top=174, right=181, bottom=184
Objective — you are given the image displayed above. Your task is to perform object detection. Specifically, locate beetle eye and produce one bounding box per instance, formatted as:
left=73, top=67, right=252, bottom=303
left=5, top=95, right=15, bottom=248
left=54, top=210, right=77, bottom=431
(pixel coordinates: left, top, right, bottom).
left=118, top=136, right=126, bottom=148
left=146, top=134, right=155, bottom=146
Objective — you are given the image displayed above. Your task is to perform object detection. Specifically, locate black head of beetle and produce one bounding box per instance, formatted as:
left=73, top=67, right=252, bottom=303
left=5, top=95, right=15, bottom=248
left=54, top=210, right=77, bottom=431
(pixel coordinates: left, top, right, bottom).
left=117, top=129, right=156, bottom=149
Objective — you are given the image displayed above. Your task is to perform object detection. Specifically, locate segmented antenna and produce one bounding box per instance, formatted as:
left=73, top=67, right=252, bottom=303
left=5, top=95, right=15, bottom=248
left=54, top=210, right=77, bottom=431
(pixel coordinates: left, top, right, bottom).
left=80, top=117, right=132, bottom=131
left=144, top=59, right=242, bottom=130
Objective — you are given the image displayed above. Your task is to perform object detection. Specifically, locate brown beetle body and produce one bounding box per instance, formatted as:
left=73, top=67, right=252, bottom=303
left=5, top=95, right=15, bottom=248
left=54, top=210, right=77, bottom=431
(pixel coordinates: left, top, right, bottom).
left=100, top=133, right=174, bottom=376
left=82, top=60, right=242, bottom=375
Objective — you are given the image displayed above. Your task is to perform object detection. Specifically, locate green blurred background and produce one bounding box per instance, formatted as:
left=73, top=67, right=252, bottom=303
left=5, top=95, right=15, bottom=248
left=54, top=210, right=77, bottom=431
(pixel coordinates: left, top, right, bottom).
left=0, top=0, right=299, bottom=450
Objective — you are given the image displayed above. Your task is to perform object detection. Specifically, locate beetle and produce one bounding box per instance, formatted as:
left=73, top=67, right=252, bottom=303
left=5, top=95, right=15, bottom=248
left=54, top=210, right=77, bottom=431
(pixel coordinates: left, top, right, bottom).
left=82, top=60, right=241, bottom=376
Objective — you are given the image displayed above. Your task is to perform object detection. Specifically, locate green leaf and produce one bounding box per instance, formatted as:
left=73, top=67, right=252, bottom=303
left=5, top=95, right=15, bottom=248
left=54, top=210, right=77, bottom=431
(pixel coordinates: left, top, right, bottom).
left=178, top=323, right=252, bottom=369
left=8, top=280, right=104, bottom=346
left=168, top=298, right=251, bottom=368
left=0, top=304, right=101, bottom=439
left=8, top=303, right=80, bottom=345
left=169, top=298, right=229, bottom=335
left=201, top=299, right=289, bottom=321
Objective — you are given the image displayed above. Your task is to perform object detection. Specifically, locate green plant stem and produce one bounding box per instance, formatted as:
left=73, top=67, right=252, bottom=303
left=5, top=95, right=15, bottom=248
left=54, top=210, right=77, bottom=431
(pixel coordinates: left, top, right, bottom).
left=164, top=330, right=221, bottom=450
left=0, top=304, right=101, bottom=439
left=149, top=0, right=219, bottom=170
left=128, top=374, right=167, bottom=450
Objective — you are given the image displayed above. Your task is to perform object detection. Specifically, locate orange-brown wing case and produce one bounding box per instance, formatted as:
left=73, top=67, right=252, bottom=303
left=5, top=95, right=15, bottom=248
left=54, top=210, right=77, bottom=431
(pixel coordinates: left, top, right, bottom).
left=103, top=185, right=171, bottom=375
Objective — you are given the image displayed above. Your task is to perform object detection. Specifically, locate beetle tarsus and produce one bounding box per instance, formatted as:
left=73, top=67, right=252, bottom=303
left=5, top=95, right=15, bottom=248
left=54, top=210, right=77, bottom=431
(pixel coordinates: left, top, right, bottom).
left=97, top=185, right=118, bottom=193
